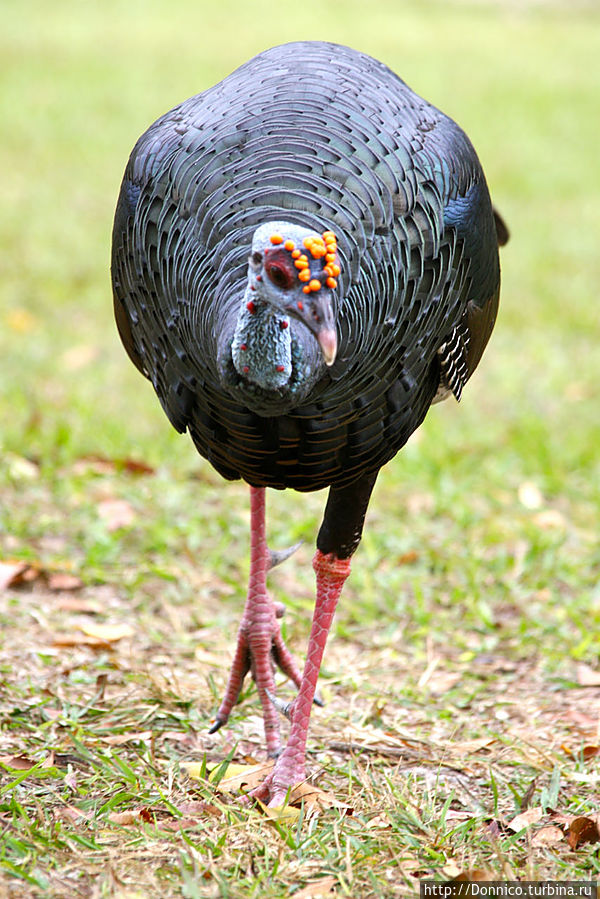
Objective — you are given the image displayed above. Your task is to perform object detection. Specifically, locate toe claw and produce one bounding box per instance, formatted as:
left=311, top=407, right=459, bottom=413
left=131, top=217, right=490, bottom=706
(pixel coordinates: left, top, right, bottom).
left=313, top=691, right=324, bottom=708
left=268, top=540, right=303, bottom=570
left=266, top=689, right=292, bottom=721
left=208, top=716, right=227, bottom=734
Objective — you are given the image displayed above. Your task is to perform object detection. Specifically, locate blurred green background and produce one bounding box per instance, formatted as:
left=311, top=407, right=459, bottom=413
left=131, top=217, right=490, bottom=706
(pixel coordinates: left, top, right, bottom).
left=1, top=0, right=599, bottom=638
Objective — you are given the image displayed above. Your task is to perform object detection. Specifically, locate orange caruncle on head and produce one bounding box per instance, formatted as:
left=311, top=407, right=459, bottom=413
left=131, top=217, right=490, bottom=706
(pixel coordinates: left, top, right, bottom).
left=267, top=230, right=341, bottom=294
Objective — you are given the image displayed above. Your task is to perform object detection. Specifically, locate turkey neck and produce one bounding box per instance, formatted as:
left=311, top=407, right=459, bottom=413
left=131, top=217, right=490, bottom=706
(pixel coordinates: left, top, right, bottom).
left=231, top=288, right=293, bottom=391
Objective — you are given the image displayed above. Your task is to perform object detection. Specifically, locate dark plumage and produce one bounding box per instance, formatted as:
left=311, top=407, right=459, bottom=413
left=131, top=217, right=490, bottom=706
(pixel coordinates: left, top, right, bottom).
left=111, top=41, right=507, bottom=805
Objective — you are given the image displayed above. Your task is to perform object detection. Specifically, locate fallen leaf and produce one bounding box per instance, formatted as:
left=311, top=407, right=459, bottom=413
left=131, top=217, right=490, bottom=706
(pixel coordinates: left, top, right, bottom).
left=576, top=664, right=600, bottom=687
left=52, top=633, right=111, bottom=649
left=453, top=869, right=494, bottom=882
left=508, top=806, right=543, bottom=832
left=0, top=753, right=55, bottom=771
left=0, top=754, right=37, bottom=770
left=0, top=561, right=28, bottom=590
left=108, top=808, right=154, bottom=826
left=97, top=498, right=136, bottom=531
left=444, top=810, right=474, bottom=823
left=76, top=454, right=155, bottom=476
left=210, top=761, right=274, bottom=793
left=290, top=876, right=337, bottom=898
left=1, top=561, right=83, bottom=593
left=177, top=800, right=221, bottom=817
left=286, top=781, right=352, bottom=817
left=446, top=738, right=496, bottom=755
left=567, top=815, right=600, bottom=850
left=79, top=622, right=135, bottom=642
left=54, top=596, right=101, bottom=613
left=365, top=812, right=391, bottom=829
left=531, top=825, right=564, bottom=847
left=101, top=731, right=153, bottom=746
left=562, top=744, right=599, bottom=761
left=47, top=572, right=84, bottom=592
left=398, top=550, right=419, bottom=564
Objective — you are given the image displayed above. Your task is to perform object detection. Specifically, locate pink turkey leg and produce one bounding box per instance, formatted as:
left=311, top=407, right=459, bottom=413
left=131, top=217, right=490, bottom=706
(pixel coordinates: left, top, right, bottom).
left=252, top=549, right=351, bottom=806
left=209, top=486, right=305, bottom=756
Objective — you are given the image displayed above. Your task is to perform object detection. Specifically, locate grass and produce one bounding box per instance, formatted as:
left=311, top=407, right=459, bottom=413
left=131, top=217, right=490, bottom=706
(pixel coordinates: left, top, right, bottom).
left=1, top=0, right=600, bottom=896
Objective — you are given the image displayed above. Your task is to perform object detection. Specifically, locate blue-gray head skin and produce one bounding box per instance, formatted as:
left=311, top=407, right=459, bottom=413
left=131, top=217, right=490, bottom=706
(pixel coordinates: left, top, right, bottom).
left=231, top=222, right=340, bottom=393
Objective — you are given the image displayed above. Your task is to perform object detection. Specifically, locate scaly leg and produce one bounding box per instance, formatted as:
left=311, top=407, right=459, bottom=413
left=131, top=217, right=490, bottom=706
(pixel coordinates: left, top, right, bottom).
left=252, top=549, right=350, bottom=805
left=209, top=486, right=304, bottom=756
left=252, top=471, right=379, bottom=805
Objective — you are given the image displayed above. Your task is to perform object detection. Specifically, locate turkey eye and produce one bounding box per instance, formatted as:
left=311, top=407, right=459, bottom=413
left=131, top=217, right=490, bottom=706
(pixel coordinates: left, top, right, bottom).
left=251, top=251, right=263, bottom=266
left=266, top=262, right=293, bottom=290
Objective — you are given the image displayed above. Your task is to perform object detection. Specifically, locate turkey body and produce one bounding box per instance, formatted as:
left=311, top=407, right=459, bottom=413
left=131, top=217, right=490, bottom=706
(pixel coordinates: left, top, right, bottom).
left=112, top=41, right=501, bottom=494
left=111, top=41, right=505, bottom=805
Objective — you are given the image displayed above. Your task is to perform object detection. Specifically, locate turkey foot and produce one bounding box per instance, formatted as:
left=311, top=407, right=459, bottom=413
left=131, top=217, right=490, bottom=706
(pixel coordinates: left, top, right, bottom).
left=209, top=487, right=305, bottom=757
left=251, top=550, right=351, bottom=806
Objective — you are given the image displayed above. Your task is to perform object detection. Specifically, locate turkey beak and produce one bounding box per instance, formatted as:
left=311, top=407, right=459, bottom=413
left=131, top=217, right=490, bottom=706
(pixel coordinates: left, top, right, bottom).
left=289, top=292, right=338, bottom=366
left=317, top=328, right=337, bottom=366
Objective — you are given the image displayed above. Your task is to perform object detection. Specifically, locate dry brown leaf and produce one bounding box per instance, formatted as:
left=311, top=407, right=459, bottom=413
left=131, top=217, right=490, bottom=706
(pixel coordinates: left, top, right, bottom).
left=447, top=738, right=496, bottom=755
left=453, top=869, right=494, bottom=882
left=1, top=560, right=83, bottom=593
left=398, top=550, right=419, bottom=565
left=444, top=810, right=474, bottom=823
left=177, top=800, right=222, bottom=817
left=567, top=815, right=600, bottom=850
left=291, top=875, right=337, bottom=898
left=54, top=596, right=101, bottom=613
left=0, top=754, right=37, bottom=770
left=287, top=781, right=352, bottom=816
left=576, top=664, right=600, bottom=687
left=210, top=761, right=274, bottom=793
left=0, top=561, right=28, bottom=590
left=101, top=731, right=153, bottom=746
left=52, top=632, right=114, bottom=649
left=0, top=753, right=55, bottom=770
left=108, top=808, right=154, bottom=826
left=182, top=759, right=274, bottom=794
left=508, top=806, right=543, bottom=832
left=365, top=812, right=391, bottom=829
left=531, top=825, right=565, bottom=847
left=47, top=572, right=84, bottom=592
left=76, top=454, right=155, bottom=476
left=562, top=744, right=599, bottom=761
left=97, top=498, right=136, bottom=531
